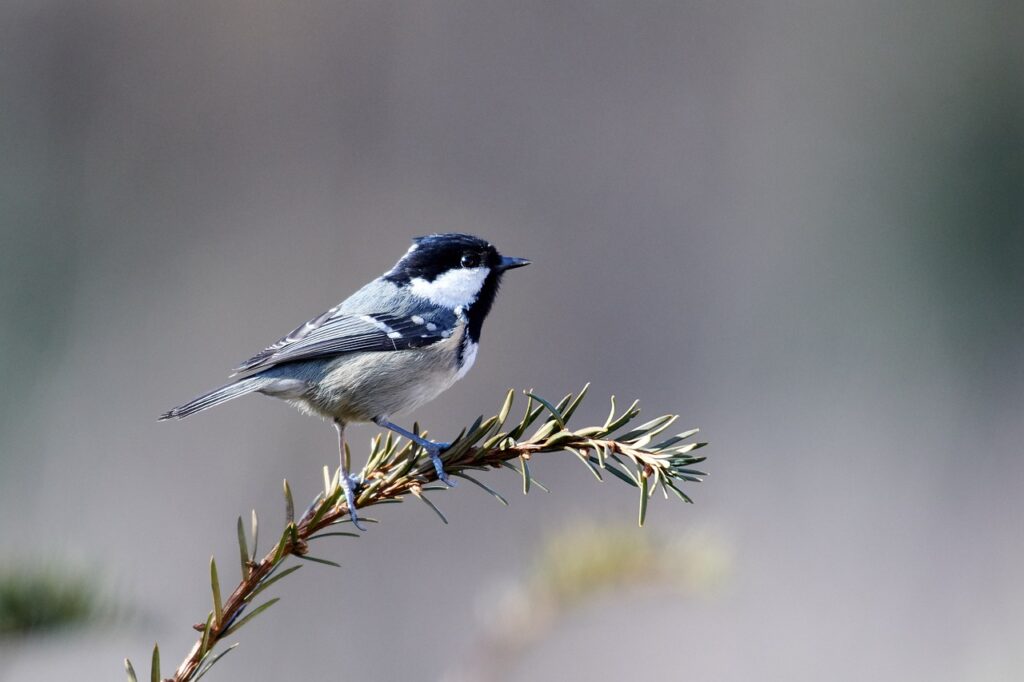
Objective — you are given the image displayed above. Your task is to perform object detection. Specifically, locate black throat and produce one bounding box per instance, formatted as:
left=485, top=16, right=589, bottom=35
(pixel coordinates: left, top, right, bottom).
left=464, top=270, right=503, bottom=343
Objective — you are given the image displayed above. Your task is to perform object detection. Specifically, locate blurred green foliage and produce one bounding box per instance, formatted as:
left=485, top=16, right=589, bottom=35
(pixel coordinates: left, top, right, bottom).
left=0, top=567, right=103, bottom=637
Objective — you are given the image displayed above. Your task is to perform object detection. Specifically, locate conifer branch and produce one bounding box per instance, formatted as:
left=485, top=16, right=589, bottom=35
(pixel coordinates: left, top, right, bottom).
left=125, top=386, right=708, bottom=682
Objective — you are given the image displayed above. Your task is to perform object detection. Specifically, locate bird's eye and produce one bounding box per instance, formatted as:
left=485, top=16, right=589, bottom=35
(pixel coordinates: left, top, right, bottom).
left=460, top=253, right=481, bottom=268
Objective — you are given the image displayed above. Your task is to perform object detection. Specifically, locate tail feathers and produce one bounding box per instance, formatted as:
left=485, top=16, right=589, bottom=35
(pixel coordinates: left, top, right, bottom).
left=158, top=376, right=271, bottom=421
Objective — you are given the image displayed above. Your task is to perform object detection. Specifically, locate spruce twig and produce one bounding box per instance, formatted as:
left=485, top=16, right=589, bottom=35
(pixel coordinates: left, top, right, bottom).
left=130, top=386, right=708, bottom=682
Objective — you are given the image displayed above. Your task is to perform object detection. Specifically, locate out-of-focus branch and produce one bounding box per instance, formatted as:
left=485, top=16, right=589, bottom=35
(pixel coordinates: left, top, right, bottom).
left=444, top=522, right=733, bottom=682
left=124, top=385, right=708, bottom=682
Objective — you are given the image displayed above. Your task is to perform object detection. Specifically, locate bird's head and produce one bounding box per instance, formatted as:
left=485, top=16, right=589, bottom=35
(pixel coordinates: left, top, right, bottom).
left=385, top=233, right=529, bottom=337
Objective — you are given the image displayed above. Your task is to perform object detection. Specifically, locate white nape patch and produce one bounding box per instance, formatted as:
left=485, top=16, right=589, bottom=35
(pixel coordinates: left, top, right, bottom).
left=455, top=340, right=479, bottom=381
left=409, top=267, right=489, bottom=309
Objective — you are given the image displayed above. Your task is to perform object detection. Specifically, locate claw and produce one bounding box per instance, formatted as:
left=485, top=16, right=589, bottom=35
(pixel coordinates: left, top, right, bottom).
left=426, top=444, right=457, bottom=488
left=373, top=418, right=458, bottom=488
left=340, top=474, right=368, bottom=532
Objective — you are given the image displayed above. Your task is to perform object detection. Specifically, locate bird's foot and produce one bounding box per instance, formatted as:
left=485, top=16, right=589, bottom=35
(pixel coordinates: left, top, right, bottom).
left=340, top=473, right=368, bottom=532
left=371, top=418, right=457, bottom=488
left=425, top=442, right=456, bottom=487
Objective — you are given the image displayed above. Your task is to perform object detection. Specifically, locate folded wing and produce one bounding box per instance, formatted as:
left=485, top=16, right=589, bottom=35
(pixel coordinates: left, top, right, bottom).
left=233, top=306, right=457, bottom=375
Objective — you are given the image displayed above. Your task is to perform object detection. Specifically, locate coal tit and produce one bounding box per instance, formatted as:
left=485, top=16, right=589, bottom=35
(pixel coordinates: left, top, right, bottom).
left=160, top=233, right=529, bottom=529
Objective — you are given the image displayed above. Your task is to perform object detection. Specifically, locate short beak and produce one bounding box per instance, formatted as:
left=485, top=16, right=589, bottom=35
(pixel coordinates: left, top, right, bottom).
left=498, top=256, right=531, bottom=271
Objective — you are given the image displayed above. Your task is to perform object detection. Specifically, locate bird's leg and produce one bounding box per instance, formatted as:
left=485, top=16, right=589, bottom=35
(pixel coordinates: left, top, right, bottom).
left=372, top=417, right=456, bottom=487
left=334, top=419, right=367, bottom=531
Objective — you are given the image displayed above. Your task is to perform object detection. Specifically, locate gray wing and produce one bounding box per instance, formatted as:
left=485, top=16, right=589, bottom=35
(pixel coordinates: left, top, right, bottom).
left=233, top=305, right=457, bottom=375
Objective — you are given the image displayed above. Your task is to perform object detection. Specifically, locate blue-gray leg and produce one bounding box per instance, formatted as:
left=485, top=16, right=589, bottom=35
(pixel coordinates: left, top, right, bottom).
left=373, top=417, right=456, bottom=487
left=334, top=420, right=367, bottom=531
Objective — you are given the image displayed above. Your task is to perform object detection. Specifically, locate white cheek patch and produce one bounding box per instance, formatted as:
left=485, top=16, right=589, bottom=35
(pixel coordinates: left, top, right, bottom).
left=409, top=267, right=489, bottom=309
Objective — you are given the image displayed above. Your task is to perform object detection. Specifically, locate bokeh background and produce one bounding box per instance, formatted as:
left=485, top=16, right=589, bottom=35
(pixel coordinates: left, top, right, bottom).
left=2, top=1, right=1023, bottom=680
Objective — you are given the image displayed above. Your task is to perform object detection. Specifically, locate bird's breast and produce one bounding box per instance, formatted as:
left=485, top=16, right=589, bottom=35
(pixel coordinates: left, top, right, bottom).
left=310, top=316, right=473, bottom=422
left=455, top=338, right=478, bottom=381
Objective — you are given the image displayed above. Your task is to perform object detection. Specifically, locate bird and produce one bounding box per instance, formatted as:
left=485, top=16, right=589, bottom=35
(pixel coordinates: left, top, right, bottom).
left=159, top=233, right=529, bottom=529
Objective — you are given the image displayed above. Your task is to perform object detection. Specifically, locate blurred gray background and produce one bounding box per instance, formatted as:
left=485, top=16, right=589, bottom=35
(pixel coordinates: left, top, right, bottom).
left=2, top=1, right=1022, bottom=680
